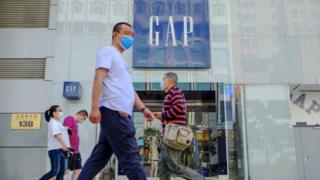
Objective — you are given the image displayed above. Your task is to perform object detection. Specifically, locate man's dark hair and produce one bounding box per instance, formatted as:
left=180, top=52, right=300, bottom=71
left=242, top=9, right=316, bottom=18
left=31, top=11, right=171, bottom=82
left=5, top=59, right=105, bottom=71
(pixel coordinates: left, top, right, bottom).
left=112, top=22, right=132, bottom=38
left=77, top=110, right=88, bottom=117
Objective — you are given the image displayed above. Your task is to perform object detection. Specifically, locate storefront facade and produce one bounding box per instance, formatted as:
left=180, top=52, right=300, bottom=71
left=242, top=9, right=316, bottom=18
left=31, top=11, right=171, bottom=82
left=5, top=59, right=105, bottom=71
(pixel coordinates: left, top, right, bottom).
left=0, top=0, right=320, bottom=179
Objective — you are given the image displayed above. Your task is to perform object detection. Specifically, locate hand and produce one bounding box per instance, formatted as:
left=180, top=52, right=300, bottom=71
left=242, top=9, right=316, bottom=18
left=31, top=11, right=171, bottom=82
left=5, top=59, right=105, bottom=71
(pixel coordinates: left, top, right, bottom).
left=89, top=108, right=101, bottom=124
left=62, top=145, right=68, bottom=151
left=143, top=108, right=155, bottom=121
left=154, top=112, right=163, bottom=120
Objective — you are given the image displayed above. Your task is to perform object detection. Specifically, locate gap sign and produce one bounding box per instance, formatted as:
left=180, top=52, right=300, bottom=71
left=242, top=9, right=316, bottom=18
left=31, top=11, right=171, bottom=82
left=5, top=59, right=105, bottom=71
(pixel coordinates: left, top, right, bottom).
left=63, top=81, right=82, bottom=100
left=133, top=0, right=211, bottom=68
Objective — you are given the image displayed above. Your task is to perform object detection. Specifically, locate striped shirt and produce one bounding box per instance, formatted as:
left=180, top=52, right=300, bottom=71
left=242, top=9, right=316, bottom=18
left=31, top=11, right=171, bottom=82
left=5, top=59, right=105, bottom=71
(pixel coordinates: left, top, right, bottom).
left=161, top=86, right=188, bottom=125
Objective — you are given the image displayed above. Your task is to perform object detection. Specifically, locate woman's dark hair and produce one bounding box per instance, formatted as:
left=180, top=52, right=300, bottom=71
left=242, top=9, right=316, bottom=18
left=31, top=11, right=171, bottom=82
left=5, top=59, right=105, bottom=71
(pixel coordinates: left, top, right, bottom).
left=45, top=105, right=59, bottom=122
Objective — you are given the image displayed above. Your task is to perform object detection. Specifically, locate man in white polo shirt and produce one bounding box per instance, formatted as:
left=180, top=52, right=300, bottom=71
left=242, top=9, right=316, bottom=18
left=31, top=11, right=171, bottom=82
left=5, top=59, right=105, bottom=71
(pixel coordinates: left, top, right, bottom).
left=78, top=22, right=154, bottom=180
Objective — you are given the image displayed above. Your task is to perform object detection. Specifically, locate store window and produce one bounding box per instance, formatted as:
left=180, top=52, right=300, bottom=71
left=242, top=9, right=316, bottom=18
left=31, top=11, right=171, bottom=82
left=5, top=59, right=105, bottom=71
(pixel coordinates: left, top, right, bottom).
left=213, top=3, right=226, bottom=17
left=244, top=85, right=298, bottom=180
left=152, top=2, right=165, bottom=15
left=195, top=83, right=212, bottom=91
left=90, top=2, right=107, bottom=14
left=73, top=2, right=83, bottom=14
left=151, top=82, right=161, bottom=91
left=133, top=82, right=147, bottom=91
left=175, top=1, right=186, bottom=14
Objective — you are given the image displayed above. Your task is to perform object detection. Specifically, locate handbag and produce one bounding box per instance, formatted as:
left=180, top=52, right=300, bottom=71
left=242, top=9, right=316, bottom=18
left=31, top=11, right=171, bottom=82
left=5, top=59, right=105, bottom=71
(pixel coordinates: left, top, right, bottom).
left=163, top=123, right=193, bottom=151
left=67, top=153, right=77, bottom=170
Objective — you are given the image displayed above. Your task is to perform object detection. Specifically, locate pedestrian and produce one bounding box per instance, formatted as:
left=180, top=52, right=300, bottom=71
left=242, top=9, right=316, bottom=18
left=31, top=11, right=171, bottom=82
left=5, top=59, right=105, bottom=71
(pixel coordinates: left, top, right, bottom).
left=154, top=72, right=205, bottom=180
left=78, top=22, right=155, bottom=180
left=63, top=110, right=88, bottom=180
left=40, top=105, right=70, bottom=180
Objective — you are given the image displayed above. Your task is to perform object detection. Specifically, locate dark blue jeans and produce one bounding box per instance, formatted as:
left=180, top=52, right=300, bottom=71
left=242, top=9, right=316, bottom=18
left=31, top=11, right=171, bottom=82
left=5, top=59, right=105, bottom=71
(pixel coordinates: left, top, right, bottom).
left=78, top=107, right=146, bottom=180
left=39, top=149, right=66, bottom=180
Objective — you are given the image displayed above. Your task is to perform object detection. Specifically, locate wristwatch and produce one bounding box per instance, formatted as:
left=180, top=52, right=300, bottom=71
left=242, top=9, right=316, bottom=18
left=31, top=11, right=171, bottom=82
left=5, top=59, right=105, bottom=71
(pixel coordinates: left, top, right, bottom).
left=140, top=107, right=148, bottom=113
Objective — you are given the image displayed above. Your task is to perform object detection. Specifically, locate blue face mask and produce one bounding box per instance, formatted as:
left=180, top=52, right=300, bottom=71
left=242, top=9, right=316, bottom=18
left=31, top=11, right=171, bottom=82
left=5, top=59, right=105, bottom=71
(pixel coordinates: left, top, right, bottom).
left=119, top=35, right=134, bottom=50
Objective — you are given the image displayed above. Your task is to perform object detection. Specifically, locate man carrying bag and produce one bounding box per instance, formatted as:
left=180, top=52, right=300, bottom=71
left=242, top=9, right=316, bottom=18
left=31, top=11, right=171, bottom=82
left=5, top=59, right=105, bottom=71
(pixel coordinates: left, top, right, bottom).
left=154, top=72, right=204, bottom=180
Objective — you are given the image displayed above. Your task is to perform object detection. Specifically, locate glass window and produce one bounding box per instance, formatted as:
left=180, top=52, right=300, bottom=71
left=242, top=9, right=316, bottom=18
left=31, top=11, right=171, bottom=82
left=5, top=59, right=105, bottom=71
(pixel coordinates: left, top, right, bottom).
left=90, top=3, right=107, bottom=14
left=240, top=2, right=248, bottom=8
left=73, top=4, right=82, bottom=14
left=241, top=15, right=248, bottom=21
left=58, top=2, right=64, bottom=13
left=136, top=2, right=146, bottom=13
left=248, top=1, right=255, bottom=7
left=244, top=85, right=298, bottom=180
left=196, top=83, right=212, bottom=91
left=134, top=82, right=146, bottom=90
left=249, top=15, right=256, bottom=21
left=291, top=9, right=298, bottom=17
left=113, top=3, right=124, bottom=16
left=212, top=25, right=228, bottom=42
left=213, top=49, right=229, bottom=69
left=177, top=82, right=191, bottom=91
left=151, top=82, right=161, bottom=90
left=194, top=3, right=204, bottom=15
left=175, top=2, right=186, bottom=14
left=152, top=2, right=165, bottom=15
left=300, top=10, right=307, bottom=18
left=213, top=3, right=226, bottom=17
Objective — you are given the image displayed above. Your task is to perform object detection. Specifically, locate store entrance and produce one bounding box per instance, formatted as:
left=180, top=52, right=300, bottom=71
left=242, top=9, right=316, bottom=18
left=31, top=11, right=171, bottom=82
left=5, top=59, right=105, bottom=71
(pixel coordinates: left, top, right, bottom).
left=129, top=86, right=225, bottom=178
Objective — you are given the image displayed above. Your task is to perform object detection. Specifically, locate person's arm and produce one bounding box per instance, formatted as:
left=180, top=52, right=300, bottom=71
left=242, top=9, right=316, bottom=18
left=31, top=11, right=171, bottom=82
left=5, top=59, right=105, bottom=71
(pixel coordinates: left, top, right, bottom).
left=134, top=92, right=146, bottom=111
left=54, top=134, right=68, bottom=151
left=90, top=68, right=108, bottom=124
left=63, top=117, right=73, bottom=135
left=134, top=92, right=155, bottom=121
left=51, top=122, right=68, bottom=151
left=90, top=48, right=112, bottom=124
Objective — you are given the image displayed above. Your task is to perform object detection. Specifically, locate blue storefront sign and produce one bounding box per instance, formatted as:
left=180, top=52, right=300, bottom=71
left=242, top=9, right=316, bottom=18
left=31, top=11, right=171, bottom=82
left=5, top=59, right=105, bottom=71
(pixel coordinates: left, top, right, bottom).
left=63, top=81, right=82, bottom=100
left=133, top=0, right=211, bottom=68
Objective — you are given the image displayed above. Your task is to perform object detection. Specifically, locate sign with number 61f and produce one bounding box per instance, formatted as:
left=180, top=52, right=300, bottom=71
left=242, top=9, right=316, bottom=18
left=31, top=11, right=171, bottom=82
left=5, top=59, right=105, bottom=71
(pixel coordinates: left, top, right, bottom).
left=11, top=113, right=41, bottom=130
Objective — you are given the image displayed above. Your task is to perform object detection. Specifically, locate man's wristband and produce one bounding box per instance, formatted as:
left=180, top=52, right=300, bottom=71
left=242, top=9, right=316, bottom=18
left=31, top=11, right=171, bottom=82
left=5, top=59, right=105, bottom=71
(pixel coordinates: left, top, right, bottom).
left=140, top=107, right=147, bottom=113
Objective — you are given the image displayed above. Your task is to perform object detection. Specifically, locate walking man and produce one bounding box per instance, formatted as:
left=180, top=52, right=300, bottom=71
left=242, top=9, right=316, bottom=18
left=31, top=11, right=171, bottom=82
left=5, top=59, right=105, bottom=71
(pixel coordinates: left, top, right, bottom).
left=78, top=22, right=154, bottom=180
left=63, top=110, right=88, bottom=180
left=154, top=72, right=205, bottom=180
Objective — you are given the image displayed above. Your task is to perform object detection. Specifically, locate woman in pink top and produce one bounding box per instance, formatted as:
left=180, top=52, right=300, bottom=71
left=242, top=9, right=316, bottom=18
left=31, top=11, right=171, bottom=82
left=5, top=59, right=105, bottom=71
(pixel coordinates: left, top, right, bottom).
left=63, top=110, right=88, bottom=180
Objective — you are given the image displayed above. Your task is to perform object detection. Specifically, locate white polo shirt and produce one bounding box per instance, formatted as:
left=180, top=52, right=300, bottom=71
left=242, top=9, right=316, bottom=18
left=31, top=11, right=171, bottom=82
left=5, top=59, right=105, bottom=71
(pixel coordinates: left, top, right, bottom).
left=96, top=45, right=135, bottom=115
left=47, top=118, right=70, bottom=151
